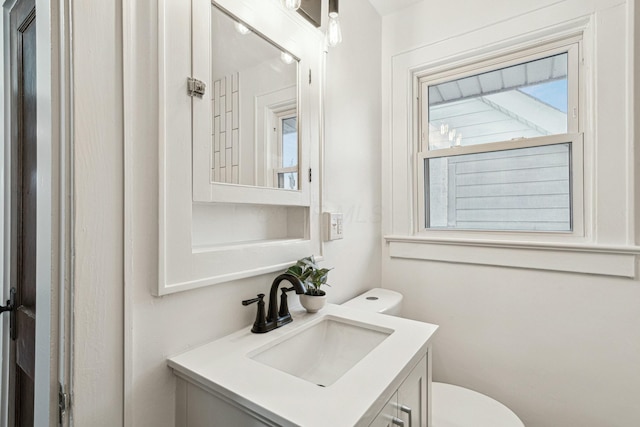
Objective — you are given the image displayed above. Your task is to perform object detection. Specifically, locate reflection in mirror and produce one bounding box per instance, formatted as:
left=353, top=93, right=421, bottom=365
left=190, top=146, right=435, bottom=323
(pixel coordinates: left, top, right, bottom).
left=211, top=4, right=299, bottom=190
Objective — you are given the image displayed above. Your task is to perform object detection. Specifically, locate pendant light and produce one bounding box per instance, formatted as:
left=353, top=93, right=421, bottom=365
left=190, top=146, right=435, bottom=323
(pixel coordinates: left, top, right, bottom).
left=327, top=0, right=342, bottom=47
left=282, top=0, right=302, bottom=11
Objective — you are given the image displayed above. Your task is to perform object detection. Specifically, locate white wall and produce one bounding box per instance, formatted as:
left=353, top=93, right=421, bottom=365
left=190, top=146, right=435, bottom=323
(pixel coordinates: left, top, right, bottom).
left=321, top=0, right=382, bottom=295
left=381, top=1, right=640, bottom=427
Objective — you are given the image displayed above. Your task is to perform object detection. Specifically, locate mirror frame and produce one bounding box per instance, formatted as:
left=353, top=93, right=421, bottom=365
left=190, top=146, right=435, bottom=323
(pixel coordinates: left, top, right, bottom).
left=156, top=0, right=324, bottom=295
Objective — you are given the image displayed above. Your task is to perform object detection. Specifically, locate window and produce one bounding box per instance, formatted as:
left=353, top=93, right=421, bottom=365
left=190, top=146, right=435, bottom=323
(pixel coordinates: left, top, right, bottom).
left=418, top=40, right=582, bottom=233
left=274, top=111, right=298, bottom=190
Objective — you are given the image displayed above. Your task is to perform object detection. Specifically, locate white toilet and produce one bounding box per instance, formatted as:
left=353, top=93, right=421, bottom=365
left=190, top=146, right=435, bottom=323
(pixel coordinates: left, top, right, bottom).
left=343, top=288, right=525, bottom=427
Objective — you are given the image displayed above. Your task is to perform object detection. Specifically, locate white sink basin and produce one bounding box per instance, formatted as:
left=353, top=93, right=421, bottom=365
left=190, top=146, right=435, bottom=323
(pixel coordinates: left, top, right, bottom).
left=249, top=316, right=393, bottom=387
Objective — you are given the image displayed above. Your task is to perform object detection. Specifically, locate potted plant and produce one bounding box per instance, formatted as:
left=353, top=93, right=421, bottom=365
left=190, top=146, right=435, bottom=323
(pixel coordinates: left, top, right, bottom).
left=285, top=256, right=332, bottom=313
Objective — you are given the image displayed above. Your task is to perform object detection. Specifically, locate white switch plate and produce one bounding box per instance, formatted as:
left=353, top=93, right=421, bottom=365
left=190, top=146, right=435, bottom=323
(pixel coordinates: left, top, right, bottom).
left=324, top=212, right=344, bottom=241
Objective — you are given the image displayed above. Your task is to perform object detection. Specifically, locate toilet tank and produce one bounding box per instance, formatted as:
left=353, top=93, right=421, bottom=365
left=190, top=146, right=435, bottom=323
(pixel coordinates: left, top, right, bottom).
left=342, top=288, right=403, bottom=316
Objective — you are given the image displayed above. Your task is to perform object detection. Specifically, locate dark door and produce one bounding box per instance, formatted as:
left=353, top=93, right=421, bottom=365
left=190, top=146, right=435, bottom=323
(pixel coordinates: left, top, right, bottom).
left=8, top=0, right=37, bottom=425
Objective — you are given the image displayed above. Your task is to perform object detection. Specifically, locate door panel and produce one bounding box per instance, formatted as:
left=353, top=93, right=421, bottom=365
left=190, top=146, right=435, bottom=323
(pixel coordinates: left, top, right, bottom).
left=397, top=355, right=428, bottom=427
left=16, top=369, right=34, bottom=427
left=16, top=308, right=35, bottom=379
left=9, top=0, right=37, bottom=425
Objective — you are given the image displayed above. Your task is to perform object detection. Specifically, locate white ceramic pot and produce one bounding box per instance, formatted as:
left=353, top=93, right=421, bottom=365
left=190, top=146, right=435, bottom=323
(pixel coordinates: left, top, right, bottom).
left=299, top=293, right=327, bottom=313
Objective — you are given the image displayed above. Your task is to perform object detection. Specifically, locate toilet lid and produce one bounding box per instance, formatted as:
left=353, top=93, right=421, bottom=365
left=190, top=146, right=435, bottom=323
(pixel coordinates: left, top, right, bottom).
left=432, top=382, right=524, bottom=427
left=341, top=288, right=402, bottom=313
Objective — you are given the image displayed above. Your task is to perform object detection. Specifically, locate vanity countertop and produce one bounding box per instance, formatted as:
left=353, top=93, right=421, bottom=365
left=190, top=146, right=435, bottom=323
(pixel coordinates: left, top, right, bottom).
left=167, top=303, right=438, bottom=426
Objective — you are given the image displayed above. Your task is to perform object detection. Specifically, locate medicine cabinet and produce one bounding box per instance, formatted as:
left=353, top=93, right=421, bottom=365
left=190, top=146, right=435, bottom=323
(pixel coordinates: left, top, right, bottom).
left=157, top=0, right=324, bottom=295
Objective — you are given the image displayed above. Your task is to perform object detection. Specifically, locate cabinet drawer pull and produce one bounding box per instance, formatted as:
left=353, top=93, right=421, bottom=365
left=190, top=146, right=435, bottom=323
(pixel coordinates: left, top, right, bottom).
left=400, top=405, right=412, bottom=427
left=392, top=417, right=405, bottom=426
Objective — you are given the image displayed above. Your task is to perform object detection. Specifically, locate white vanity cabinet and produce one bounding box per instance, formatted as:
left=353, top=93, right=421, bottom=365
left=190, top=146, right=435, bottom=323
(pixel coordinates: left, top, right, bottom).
left=174, top=352, right=431, bottom=427
left=370, top=354, right=429, bottom=427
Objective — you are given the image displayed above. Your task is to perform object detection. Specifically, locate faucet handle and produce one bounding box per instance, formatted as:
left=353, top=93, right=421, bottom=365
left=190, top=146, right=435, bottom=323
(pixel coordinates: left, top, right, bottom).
left=242, top=294, right=264, bottom=306
left=277, top=287, right=297, bottom=318
left=242, top=294, right=268, bottom=333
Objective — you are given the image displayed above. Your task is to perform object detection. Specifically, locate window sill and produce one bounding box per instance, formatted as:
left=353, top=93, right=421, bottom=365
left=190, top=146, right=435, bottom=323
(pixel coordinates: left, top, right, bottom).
left=384, top=235, right=640, bottom=278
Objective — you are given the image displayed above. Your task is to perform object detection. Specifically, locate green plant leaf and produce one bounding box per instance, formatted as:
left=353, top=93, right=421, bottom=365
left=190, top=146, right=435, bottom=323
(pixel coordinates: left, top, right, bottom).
left=298, top=256, right=318, bottom=270
left=286, top=265, right=303, bottom=277
left=285, top=256, right=332, bottom=292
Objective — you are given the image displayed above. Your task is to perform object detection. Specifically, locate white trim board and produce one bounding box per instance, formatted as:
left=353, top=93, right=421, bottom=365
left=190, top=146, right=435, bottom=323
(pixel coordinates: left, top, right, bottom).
left=386, top=236, right=639, bottom=278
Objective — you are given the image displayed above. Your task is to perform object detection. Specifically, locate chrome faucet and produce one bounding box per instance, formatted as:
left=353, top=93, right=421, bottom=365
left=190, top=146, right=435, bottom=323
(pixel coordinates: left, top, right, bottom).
left=242, top=273, right=306, bottom=333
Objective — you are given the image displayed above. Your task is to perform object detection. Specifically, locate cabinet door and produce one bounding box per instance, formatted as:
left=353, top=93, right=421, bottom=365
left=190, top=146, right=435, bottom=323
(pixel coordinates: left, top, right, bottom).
left=397, top=355, right=428, bottom=427
left=370, top=392, right=398, bottom=427
left=177, top=379, right=274, bottom=427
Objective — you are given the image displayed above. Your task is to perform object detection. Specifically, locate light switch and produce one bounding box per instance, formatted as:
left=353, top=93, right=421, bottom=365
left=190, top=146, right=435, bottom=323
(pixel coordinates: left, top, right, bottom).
left=324, top=212, right=344, bottom=241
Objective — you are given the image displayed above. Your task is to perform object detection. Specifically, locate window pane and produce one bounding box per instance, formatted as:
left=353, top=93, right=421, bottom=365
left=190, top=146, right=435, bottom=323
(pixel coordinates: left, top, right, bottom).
left=426, top=144, right=572, bottom=231
left=428, top=53, right=568, bottom=150
left=277, top=172, right=298, bottom=190
left=281, top=117, right=298, bottom=168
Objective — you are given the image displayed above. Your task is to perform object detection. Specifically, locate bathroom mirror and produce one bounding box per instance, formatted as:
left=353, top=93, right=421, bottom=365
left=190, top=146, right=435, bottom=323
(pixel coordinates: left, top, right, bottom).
left=209, top=4, right=299, bottom=190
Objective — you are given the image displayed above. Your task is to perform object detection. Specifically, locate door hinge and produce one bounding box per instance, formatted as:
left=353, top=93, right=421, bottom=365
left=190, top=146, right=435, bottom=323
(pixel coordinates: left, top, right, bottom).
left=187, top=77, right=206, bottom=97
left=309, top=168, right=312, bottom=183
left=59, top=383, right=69, bottom=425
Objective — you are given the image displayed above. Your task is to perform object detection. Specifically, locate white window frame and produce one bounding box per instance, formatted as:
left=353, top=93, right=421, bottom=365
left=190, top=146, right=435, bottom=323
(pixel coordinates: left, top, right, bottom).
left=271, top=108, right=298, bottom=189
left=415, top=38, right=584, bottom=240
